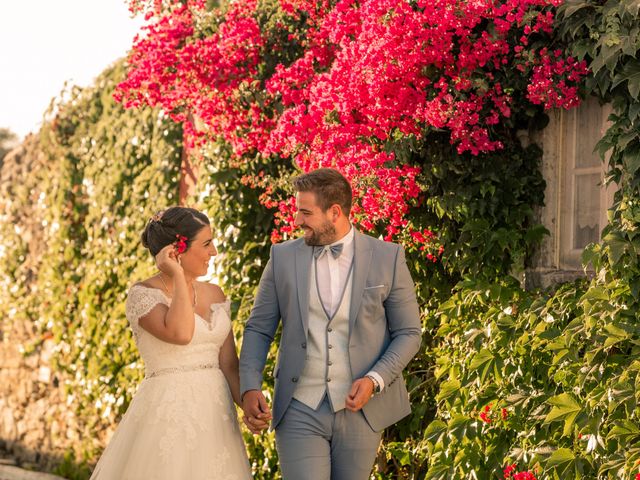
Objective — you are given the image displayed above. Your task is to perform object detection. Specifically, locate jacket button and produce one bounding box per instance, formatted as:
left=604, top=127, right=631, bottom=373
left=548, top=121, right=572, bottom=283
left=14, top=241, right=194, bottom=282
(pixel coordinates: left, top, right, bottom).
left=327, top=378, right=332, bottom=382
left=301, top=342, right=306, bottom=348
left=328, top=344, right=333, bottom=349
left=327, top=327, right=333, bottom=332
left=292, top=377, right=298, bottom=382
left=328, top=361, right=333, bottom=366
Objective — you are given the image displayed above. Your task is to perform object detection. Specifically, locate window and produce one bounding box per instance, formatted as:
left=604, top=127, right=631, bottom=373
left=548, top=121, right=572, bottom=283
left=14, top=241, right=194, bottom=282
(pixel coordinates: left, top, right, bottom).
left=526, top=97, right=615, bottom=288
left=558, top=97, right=614, bottom=270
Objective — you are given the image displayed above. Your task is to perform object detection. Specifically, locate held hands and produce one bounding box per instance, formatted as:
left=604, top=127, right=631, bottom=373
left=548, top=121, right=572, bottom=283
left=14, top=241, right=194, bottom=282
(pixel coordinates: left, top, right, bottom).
left=155, top=245, right=183, bottom=277
left=345, top=376, right=375, bottom=412
left=240, top=379, right=373, bottom=431
left=241, top=390, right=272, bottom=434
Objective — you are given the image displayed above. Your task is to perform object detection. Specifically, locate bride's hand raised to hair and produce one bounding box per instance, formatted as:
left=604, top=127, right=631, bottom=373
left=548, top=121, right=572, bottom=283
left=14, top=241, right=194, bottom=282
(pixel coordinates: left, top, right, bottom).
left=155, top=245, right=183, bottom=277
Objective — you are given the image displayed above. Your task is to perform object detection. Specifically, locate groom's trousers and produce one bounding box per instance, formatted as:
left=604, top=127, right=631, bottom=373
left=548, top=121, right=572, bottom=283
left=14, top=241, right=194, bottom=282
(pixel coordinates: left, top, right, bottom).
left=275, top=396, right=382, bottom=480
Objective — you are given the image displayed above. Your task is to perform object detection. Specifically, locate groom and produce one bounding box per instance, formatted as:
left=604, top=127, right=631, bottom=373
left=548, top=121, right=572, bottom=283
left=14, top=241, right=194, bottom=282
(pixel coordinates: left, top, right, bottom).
left=239, top=168, right=421, bottom=480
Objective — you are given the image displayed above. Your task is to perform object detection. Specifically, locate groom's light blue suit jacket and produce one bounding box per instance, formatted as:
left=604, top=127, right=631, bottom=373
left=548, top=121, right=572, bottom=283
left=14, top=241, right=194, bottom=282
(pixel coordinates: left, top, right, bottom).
left=239, top=230, right=422, bottom=431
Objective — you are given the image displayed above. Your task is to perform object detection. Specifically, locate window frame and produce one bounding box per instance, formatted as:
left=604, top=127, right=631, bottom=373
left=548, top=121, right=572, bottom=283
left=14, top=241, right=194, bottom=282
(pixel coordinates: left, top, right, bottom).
left=557, top=99, right=615, bottom=270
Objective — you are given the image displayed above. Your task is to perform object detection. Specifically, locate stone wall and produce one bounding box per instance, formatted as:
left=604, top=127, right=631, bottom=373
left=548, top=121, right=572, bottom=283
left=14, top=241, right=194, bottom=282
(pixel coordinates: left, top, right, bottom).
left=0, top=138, right=85, bottom=472
left=0, top=333, right=82, bottom=471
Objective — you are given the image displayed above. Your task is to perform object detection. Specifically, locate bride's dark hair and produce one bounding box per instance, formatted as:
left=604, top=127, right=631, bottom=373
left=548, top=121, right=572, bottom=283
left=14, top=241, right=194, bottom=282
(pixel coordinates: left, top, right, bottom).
left=141, top=206, right=210, bottom=256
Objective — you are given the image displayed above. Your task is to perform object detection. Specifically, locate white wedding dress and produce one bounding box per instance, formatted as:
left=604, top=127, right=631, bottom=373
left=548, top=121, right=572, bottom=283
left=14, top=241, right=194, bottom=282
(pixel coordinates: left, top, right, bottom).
left=90, top=284, right=252, bottom=480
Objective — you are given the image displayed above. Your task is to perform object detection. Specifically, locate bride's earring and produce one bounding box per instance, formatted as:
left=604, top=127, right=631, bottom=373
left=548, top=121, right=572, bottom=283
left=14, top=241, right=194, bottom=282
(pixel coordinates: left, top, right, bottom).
left=178, top=256, right=182, bottom=266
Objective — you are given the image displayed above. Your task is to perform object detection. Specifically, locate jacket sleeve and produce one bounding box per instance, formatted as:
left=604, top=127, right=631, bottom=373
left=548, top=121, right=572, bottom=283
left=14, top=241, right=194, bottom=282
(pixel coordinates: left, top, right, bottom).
left=370, top=245, right=422, bottom=388
left=239, top=245, right=281, bottom=396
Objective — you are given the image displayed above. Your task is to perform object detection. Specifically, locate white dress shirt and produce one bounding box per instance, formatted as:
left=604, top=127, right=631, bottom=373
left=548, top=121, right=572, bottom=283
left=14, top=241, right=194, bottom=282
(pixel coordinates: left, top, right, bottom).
left=316, top=227, right=354, bottom=317
left=315, top=226, right=385, bottom=391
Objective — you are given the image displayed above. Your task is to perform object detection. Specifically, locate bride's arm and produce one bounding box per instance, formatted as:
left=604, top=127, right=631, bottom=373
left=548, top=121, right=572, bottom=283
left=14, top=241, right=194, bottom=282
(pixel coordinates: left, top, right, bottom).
left=219, top=332, right=242, bottom=406
left=138, top=246, right=196, bottom=345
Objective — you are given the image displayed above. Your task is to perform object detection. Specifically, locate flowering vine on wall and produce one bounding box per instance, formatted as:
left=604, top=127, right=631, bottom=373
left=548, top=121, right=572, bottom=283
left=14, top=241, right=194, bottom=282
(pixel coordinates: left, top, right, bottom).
left=115, top=0, right=587, bottom=254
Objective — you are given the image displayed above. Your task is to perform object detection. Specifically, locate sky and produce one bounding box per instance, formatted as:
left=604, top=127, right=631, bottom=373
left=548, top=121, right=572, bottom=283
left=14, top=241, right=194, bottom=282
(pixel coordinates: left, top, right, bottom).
left=0, top=1, right=145, bottom=140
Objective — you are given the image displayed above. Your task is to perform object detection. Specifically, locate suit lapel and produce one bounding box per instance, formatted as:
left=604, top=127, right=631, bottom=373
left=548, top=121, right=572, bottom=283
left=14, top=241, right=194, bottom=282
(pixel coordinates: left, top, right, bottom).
left=349, top=231, right=372, bottom=335
left=295, top=242, right=312, bottom=339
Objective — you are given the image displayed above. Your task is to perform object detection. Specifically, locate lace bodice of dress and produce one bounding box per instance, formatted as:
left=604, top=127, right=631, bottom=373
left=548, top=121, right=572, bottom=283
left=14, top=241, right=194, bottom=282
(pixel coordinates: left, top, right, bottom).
left=125, top=284, right=232, bottom=375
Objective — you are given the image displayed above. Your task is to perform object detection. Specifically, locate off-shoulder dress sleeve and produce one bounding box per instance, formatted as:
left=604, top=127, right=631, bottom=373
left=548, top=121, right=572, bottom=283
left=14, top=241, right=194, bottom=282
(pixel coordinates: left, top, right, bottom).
left=125, top=285, right=168, bottom=340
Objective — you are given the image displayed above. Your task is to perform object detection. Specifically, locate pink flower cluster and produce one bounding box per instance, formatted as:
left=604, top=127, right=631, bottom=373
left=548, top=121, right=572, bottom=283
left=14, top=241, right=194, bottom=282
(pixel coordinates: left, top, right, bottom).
left=479, top=403, right=509, bottom=424
left=118, top=0, right=588, bottom=248
left=406, top=228, right=441, bottom=263
left=526, top=49, right=588, bottom=109
left=116, top=0, right=271, bottom=153
left=480, top=404, right=493, bottom=424
left=504, top=464, right=537, bottom=480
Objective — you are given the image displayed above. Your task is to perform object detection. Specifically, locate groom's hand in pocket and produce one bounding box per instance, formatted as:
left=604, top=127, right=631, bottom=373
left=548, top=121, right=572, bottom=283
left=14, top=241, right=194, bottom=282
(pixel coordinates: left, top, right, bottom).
left=241, top=390, right=272, bottom=434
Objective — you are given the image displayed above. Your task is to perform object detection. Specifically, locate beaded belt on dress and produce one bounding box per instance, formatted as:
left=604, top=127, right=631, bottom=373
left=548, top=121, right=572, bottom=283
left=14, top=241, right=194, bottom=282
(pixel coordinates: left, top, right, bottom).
left=145, top=362, right=217, bottom=379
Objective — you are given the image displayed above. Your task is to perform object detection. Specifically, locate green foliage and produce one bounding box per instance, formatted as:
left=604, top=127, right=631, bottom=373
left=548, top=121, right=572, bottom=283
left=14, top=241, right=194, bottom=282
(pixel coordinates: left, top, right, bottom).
left=2, top=1, right=639, bottom=480
left=426, top=275, right=640, bottom=478
left=557, top=0, right=640, bottom=285
left=368, top=131, right=548, bottom=477
left=415, top=133, right=547, bottom=283
left=0, top=60, right=182, bottom=469
left=403, top=2, right=640, bottom=478
left=52, top=451, right=92, bottom=480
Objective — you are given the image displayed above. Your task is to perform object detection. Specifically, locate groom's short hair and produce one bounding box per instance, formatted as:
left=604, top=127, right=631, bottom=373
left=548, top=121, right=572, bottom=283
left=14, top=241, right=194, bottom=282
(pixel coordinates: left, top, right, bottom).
left=293, top=168, right=352, bottom=216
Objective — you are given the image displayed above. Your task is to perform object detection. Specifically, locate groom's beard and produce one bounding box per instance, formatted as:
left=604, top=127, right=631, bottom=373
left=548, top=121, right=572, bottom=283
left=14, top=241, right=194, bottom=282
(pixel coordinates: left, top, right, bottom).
left=302, top=220, right=336, bottom=246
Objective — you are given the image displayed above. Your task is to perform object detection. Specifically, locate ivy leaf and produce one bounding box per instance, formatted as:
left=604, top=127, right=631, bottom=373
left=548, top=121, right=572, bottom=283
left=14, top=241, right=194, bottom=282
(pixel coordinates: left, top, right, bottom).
left=571, top=39, right=592, bottom=61
left=591, top=43, right=615, bottom=75
left=436, top=379, right=461, bottom=403
left=622, top=142, right=640, bottom=175
left=616, top=130, right=639, bottom=151
left=598, top=455, right=627, bottom=478
left=612, top=59, right=640, bottom=99
left=621, top=25, right=640, bottom=56
left=425, top=463, right=452, bottom=480
left=602, top=232, right=629, bottom=264
left=603, top=322, right=631, bottom=347
left=545, top=448, right=576, bottom=477
left=581, top=245, right=601, bottom=271
left=580, top=285, right=609, bottom=302
left=560, top=0, right=594, bottom=18
left=525, top=224, right=550, bottom=244
left=629, top=102, right=640, bottom=123
left=424, top=420, right=448, bottom=445
left=594, top=72, right=612, bottom=97
left=544, top=393, right=583, bottom=436
left=448, top=415, right=472, bottom=442
left=607, top=382, right=636, bottom=415
left=608, top=420, right=640, bottom=444
left=602, top=39, right=623, bottom=72
left=621, top=0, right=640, bottom=16
left=505, top=392, right=531, bottom=408
left=469, top=348, right=495, bottom=383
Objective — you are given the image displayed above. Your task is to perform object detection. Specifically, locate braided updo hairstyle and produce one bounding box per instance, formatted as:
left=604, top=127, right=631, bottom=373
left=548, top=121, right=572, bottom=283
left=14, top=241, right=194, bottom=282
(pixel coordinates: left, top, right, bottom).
left=142, top=207, right=210, bottom=257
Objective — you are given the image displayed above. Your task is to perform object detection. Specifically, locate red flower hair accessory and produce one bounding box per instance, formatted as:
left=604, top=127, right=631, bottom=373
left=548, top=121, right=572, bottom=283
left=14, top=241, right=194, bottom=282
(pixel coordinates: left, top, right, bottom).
left=174, top=234, right=188, bottom=254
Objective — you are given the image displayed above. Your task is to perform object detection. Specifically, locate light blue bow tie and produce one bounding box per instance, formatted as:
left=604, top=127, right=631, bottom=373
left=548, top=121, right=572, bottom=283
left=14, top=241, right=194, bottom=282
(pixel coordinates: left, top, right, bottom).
left=313, top=243, right=343, bottom=259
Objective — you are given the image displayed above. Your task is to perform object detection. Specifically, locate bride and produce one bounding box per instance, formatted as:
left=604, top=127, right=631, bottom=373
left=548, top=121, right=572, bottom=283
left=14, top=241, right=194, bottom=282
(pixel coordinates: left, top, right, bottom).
left=90, top=207, right=266, bottom=479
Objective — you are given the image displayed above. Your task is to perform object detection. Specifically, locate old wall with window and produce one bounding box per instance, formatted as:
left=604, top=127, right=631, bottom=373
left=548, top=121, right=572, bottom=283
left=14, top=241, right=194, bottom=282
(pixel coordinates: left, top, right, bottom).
left=526, top=97, right=615, bottom=289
